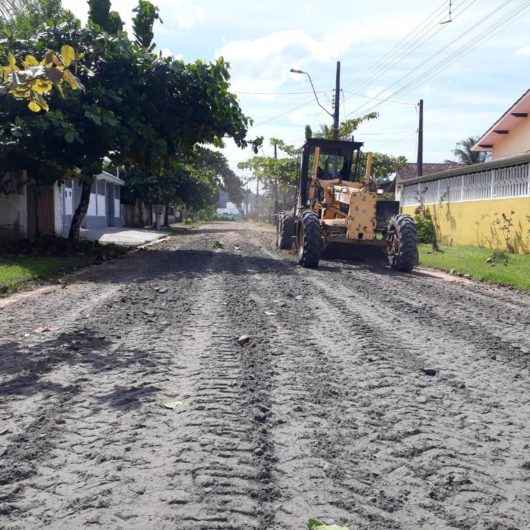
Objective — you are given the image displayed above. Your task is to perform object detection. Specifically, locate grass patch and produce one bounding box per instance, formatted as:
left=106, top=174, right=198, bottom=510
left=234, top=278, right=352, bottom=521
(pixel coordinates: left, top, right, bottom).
left=0, top=256, right=85, bottom=291
left=0, top=236, right=127, bottom=295
left=419, top=244, right=530, bottom=291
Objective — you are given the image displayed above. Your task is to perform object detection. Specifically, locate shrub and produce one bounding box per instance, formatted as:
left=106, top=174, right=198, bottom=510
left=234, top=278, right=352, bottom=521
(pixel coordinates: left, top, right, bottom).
left=415, top=209, right=436, bottom=244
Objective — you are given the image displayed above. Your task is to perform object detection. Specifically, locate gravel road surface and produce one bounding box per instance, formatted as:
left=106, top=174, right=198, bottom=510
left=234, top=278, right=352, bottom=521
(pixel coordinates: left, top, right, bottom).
left=1, top=222, right=529, bottom=529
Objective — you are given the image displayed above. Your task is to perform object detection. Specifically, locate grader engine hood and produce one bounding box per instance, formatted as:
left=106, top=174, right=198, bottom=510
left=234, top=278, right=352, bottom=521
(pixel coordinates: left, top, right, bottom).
left=333, top=185, right=377, bottom=240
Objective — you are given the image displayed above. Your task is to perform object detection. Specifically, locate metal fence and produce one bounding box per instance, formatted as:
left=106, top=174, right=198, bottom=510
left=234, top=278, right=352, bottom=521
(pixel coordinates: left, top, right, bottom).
left=401, top=160, right=530, bottom=207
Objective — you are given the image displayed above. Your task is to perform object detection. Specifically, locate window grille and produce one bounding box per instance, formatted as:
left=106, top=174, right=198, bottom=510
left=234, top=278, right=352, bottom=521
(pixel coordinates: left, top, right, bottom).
left=399, top=161, right=529, bottom=207
left=492, top=164, right=529, bottom=198
left=463, top=170, right=492, bottom=201
left=401, top=184, right=419, bottom=206
left=419, top=182, right=439, bottom=204
left=440, top=175, right=463, bottom=203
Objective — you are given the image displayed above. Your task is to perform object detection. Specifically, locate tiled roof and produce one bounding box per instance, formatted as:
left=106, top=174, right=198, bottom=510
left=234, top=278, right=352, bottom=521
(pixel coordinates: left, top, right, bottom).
left=396, top=163, right=461, bottom=183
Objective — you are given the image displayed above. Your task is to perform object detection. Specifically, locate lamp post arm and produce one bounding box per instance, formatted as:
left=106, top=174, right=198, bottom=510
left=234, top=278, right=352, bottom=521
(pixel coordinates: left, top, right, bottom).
left=304, top=73, right=334, bottom=118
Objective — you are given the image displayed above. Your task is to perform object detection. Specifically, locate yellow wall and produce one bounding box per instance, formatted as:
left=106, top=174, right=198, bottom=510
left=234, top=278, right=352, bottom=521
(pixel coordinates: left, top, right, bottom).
left=403, top=197, right=530, bottom=254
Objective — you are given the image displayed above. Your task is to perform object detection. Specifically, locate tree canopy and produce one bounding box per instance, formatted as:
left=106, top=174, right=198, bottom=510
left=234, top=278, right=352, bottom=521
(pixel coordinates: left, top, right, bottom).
left=314, top=112, right=379, bottom=140
left=87, top=0, right=123, bottom=35
left=132, top=0, right=161, bottom=49
left=0, top=0, right=254, bottom=238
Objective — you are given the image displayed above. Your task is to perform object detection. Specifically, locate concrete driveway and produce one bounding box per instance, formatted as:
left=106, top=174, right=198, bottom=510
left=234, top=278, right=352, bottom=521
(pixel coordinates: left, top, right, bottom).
left=81, top=227, right=168, bottom=247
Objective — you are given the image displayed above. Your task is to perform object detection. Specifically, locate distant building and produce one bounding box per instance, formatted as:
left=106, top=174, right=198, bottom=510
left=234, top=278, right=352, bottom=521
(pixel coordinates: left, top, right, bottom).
left=217, top=190, right=240, bottom=216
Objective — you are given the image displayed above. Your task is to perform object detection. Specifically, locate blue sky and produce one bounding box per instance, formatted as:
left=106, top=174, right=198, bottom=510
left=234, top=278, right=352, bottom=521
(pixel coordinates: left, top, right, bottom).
left=65, top=0, right=530, bottom=173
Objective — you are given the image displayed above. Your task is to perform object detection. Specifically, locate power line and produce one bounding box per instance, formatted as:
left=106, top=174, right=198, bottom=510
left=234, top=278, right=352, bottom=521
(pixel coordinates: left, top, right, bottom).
left=382, top=1, right=530, bottom=108
left=236, top=90, right=328, bottom=96
left=342, top=89, right=416, bottom=106
left=252, top=98, right=322, bottom=127
left=347, top=0, right=517, bottom=118
left=358, top=0, right=448, bottom=83
left=401, top=2, right=530, bottom=96
left=355, top=0, right=481, bottom=95
left=351, top=0, right=482, bottom=116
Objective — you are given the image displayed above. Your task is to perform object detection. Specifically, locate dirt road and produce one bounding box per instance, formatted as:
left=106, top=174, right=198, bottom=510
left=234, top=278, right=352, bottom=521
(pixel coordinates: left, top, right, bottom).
left=1, top=222, right=529, bottom=530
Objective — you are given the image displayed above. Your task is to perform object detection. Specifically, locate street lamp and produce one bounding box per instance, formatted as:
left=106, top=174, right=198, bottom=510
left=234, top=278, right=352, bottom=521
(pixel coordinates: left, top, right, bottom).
left=291, top=63, right=341, bottom=139
left=290, top=68, right=334, bottom=119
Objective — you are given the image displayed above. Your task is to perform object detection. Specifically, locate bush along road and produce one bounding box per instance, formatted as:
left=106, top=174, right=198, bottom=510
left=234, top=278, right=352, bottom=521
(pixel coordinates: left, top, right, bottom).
left=0, top=222, right=529, bottom=529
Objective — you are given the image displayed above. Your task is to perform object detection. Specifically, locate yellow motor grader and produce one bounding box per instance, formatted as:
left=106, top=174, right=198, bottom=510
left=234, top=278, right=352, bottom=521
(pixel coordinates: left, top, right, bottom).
left=277, top=138, right=417, bottom=271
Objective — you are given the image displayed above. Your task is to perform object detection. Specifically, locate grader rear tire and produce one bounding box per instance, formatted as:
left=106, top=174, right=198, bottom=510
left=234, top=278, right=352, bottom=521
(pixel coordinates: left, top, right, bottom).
left=386, top=214, right=418, bottom=272
left=277, top=214, right=295, bottom=250
left=298, top=212, right=321, bottom=268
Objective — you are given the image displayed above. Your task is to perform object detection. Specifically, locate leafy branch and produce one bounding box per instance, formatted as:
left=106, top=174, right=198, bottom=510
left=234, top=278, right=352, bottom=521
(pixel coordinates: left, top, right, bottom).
left=0, top=45, right=83, bottom=111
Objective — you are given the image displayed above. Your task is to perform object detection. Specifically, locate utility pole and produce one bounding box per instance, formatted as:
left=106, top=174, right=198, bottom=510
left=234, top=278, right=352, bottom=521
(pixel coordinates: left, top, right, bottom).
left=333, top=61, right=341, bottom=140
left=417, top=99, right=424, bottom=177
left=273, top=142, right=279, bottom=222
left=256, top=176, right=259, bottom=221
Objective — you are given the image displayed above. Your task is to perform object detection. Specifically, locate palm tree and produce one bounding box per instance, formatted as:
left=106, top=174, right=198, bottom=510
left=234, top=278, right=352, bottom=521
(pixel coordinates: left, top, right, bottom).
left=314, top=112, right=378, bottom=141
left=453, top=136, right=486, bottom=165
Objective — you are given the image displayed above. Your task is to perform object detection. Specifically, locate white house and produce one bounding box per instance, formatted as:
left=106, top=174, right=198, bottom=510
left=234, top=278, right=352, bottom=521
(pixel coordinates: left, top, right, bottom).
left=62, top=171, right=124, bottom=236
left=0, top=171, right=124, bottom=240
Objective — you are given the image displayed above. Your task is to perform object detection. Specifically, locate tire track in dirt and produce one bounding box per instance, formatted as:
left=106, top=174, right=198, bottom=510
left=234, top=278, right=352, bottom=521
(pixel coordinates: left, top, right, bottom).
left=1, top=222, right=529, bottom=530
left=257, top=239, right=529, bottom=529
left=0, top=236, right=217, bottom=527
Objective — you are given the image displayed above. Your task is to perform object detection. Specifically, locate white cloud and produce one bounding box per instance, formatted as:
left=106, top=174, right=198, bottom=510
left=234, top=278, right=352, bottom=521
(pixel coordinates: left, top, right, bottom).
left=515, top=46, right=530, bottom=56
left=215, top=14, right=419, bottom=101
left=63, top=0, right=205, bottom=34
left=160, top=48, right=184, bottom=61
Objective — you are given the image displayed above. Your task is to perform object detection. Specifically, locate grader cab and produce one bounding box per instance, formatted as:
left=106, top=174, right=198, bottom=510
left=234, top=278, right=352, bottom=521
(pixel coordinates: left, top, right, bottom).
left=277, top=138, right=418, bottom=271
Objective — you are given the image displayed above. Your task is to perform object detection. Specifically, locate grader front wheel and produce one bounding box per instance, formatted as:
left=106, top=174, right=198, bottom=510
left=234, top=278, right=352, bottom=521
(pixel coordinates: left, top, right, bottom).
left=298, top=212, right=321, bottom=268
left=386, top=214, right=418, bottom=272
left=277, top=213, right=295, bottom=250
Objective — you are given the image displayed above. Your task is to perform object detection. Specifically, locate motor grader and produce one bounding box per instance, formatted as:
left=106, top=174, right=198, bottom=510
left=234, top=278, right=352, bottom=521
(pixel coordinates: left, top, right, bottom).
left=277, top=137, right=417, bottom=271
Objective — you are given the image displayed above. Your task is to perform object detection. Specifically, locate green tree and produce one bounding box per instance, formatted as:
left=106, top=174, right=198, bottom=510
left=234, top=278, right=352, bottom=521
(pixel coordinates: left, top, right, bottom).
left=453, top=136, right=486, bottom=165
left=87, top=0, right=123, bottom=34
left=132, top=0, right=161, bottom=50
left=238, top=137, right=299, bottom=217
left=365, top=152, right=408, bottom=183
left=190, top=147, right=245, bottom=208
left=0, top=1, right=253, bottom=240
left=0, top=0, right=79, bottom=39
left=316, top=112, right=378, bottom=140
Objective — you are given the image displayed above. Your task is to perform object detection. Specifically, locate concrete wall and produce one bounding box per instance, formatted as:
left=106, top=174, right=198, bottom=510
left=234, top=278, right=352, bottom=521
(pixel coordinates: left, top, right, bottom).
left=0, top=187, right=28, bottom=238
left=403, top=196, right=530, bottom=253
left=493, top=118, right=530, bottom=160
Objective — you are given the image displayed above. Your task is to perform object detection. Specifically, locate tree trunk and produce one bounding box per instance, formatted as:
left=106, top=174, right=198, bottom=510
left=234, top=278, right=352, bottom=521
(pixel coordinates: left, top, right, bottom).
left=164, top=204, right=169, bottom=227
left=34, top=186, right=41, bottom=239
left=68, top=179, right=92, bottom=241
left=134, top=199, right=142, bottom=227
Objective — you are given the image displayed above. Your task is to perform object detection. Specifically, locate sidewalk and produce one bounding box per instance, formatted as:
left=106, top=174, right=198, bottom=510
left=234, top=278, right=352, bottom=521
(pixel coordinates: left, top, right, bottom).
left=81, top=227, right=168, bottom=247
